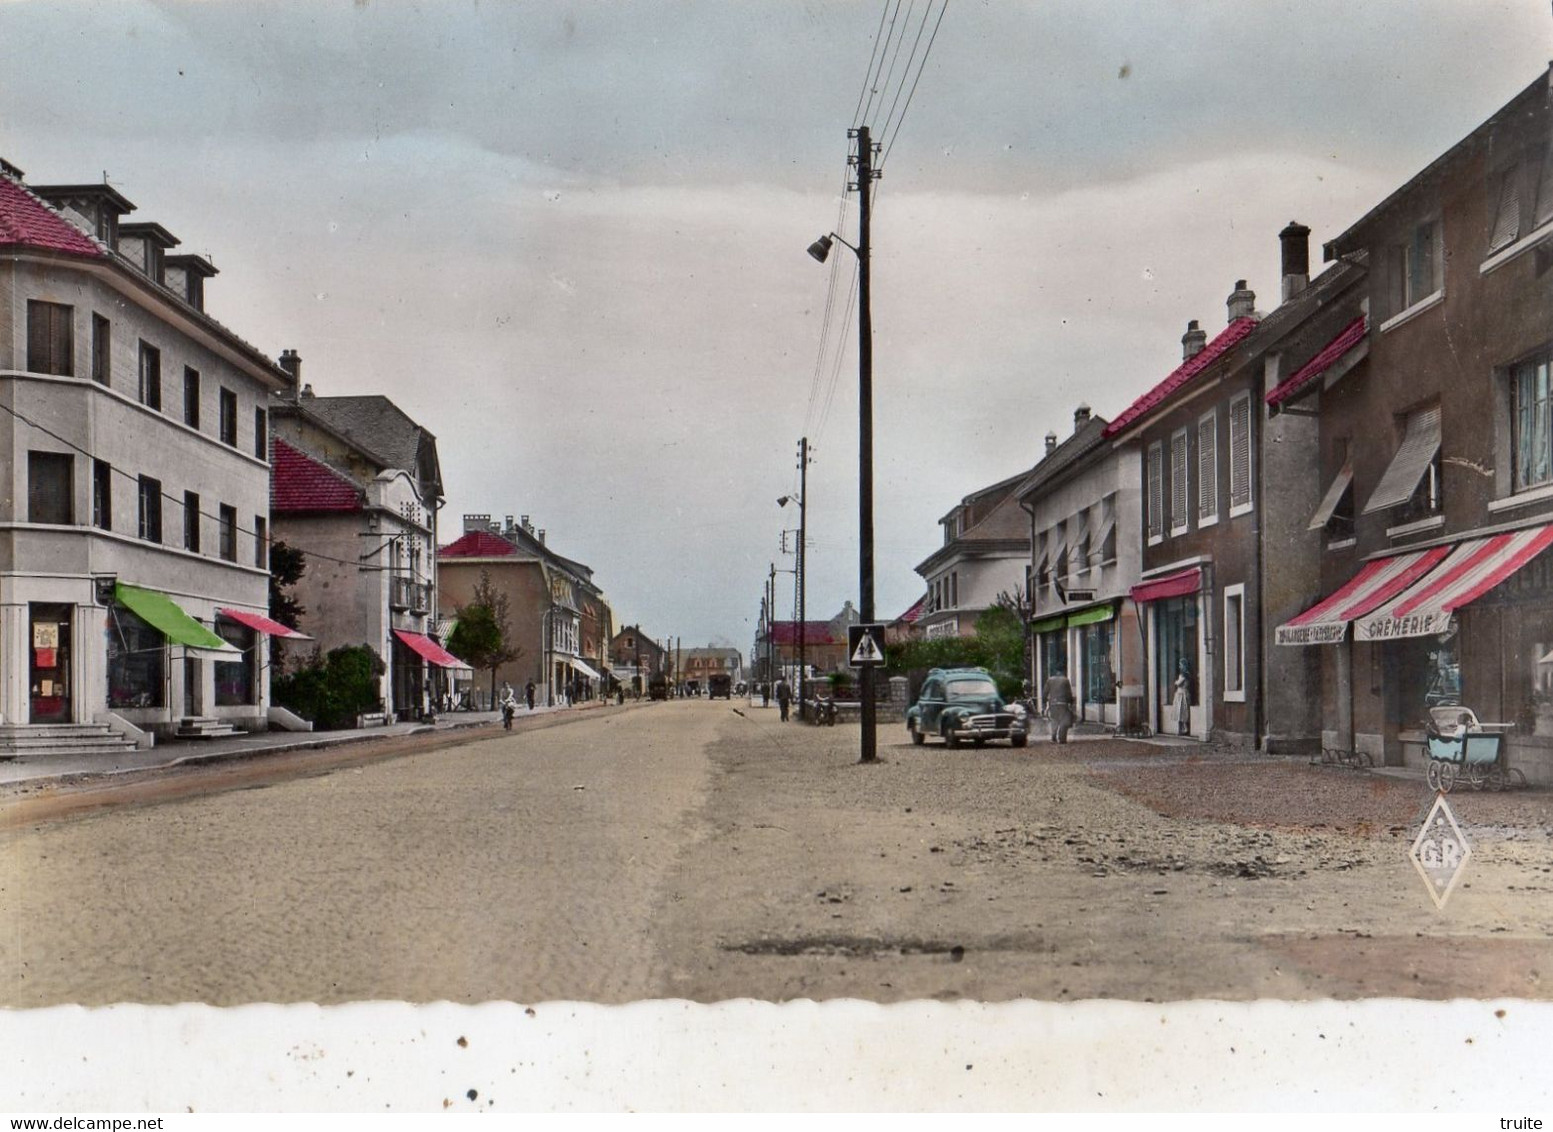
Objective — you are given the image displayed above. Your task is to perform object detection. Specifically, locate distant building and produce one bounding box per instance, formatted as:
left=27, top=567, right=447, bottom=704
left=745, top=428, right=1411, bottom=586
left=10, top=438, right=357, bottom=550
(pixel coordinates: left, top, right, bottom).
left=678, top=646, right=742, bottom=691
left=608, top=624, right=669, bottom=695
left=914, top=467, right=1033, bottom=641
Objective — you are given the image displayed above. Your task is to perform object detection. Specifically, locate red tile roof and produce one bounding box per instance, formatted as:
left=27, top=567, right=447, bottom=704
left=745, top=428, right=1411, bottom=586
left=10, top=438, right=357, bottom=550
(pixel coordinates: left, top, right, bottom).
left=270, top=438, right=364, bottom=513
left=769, top=621, right=844, bottom=646
left=0, top=175, right=105, bottom=259
left=1265, top=316, right=1367, bottom=407
left=1102, top=317, right=1260, bottom=438
left=439, top=530, right=520, bottom=558
left=895, top=596, right=927, bottom=624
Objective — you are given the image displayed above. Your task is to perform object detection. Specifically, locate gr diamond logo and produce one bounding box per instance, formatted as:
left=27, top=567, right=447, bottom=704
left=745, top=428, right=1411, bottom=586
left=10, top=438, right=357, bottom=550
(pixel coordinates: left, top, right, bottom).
left=1409, top=794, right=1472, bottom=911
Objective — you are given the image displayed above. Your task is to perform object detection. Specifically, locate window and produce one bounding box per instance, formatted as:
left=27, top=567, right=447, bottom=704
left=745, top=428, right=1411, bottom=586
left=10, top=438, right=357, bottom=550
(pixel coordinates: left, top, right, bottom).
left=91, top=314, right=110, bottom=385
left=184, top=491, right=201, bottom=553
left=138, top=341, right=161, bottom=409
left=214, top=621, right=256, bottom=706
left=219, top=388, right=237, bottom=446
left=254, top=407, right=268, bottom=459
left=1197, top=410, right=1218, bottom=525
left=27, top=301, right=73, bottom=375
left=184, top=367, right=200, bottom=428
left=1488, top=163, right=1524, bottom=255
left=92, top=459, right=111, bottom=531
left=1223, top=585, right=1246, bottom=702
left=1538, top=145, right=1553, bottom=230
left=218, top=504, right=237, bottom=562
left=255, top=516, right=268, bottom=568
left=1146, top=441, right=1164, bottom=543
left=1512, top=350, right=1552, bottom=492
left=1169, top=428, right=1189, bottom=535
left=950, top=571, right=957, bottom=608
left=1364, top=403, right=1442, bottom=519
left=1082, top=621, right=1115, bottom=705
left=107, top=604, right=165, bottom=709
left=1389, top=217, right=1443, bottom=316
left=138, top=476, right=162, bottom=542
left=27, top=451, right=73, bottom=524
left=1228, top=392, right=1253, bottom=516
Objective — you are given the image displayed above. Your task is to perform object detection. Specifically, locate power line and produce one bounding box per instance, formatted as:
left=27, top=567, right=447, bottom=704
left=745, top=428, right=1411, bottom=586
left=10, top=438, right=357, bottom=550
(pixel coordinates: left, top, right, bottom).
left=858, top=0, right=904, bottom=127
left=866, top=0, right=917, bottom=133
left=851, top=1, right=892, bottom=127
left=877, top=0, right=938, bottom=155
left=880, top=0, right=949, bottom=169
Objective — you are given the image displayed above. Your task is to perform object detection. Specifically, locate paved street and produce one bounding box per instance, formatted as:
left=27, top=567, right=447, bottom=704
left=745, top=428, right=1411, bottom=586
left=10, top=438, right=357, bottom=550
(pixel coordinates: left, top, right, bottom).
left=3, top=698, right=1553, bottom=1007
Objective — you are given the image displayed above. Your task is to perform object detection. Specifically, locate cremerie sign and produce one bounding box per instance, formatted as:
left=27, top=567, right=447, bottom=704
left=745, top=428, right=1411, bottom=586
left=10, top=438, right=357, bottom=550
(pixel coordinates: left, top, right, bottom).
left=1355, top=611, right=1453, bottom=641
left=1276, top=622, right=1348, bottom=646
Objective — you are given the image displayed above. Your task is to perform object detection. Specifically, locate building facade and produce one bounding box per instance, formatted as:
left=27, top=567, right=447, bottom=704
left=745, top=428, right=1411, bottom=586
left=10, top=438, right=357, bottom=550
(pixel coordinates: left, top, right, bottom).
left=1, top=161, right=293, bottom=745
left=914, top=467, right=1033, bottom=641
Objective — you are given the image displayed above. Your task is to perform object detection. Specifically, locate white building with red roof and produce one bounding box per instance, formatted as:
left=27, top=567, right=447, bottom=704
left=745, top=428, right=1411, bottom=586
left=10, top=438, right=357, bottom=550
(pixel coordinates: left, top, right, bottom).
left=0, top=158, right=296, bottom=748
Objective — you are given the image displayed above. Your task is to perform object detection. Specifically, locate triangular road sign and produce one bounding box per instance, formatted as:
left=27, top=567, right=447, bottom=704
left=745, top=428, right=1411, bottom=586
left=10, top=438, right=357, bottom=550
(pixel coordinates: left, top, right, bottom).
left=848, top=623, right=887, bottom=667
left=851, top=633, right=883, bottom=664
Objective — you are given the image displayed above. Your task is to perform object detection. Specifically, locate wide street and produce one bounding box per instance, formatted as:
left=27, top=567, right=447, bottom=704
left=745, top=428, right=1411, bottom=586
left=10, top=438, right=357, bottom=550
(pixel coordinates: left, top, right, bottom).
left=3, top=698, right=1553, bottom=1007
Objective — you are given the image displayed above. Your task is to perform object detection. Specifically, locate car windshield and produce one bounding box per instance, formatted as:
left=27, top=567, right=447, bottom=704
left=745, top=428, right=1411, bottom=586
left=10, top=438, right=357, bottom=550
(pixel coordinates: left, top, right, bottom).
left=946, top=677, right=997, bottom=698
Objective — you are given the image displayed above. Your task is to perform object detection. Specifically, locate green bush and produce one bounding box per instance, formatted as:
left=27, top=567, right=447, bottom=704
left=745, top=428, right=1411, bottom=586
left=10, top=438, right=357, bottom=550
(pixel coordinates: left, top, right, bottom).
left=272, top=644, right=386, bottom=729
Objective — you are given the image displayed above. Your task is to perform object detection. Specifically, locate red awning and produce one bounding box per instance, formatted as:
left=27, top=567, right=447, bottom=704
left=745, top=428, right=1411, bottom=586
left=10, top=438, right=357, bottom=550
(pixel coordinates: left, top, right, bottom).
left=1354, top=524, right=1553, bottom=641
left=219, top=607, right=312, bottom=640
left=393, top=629, right=465, bottom=669
left=1130, top=567, right=1201, bottom=604
left=1275, top=546, right=1449, bottom=645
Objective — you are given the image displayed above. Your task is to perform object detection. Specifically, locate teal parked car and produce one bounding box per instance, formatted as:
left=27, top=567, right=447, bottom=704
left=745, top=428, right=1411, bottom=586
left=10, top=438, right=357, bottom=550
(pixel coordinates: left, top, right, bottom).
left=906, top=667, right=1029, bottom=748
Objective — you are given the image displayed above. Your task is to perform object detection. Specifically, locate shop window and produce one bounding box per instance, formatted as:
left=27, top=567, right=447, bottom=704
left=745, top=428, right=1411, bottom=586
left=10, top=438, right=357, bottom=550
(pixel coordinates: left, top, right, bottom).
left=107, top=603, right=165, bottom=709
left=27, top=451, right=74, bottom=525
left=214, top=621, right=256, bottom=706
left=1511, top=350, right=1552, bottom=491
left=138, top=341, right=161, bottom=409
left=26, top=300, right=73, bottom=376
left=91, top=314, right=110, bottom=385
left=92, top=459, right=111, bottom=531
left=1082, top=621, right=1115, bottom=705
left=1155, top=595, right=1198, bottom=714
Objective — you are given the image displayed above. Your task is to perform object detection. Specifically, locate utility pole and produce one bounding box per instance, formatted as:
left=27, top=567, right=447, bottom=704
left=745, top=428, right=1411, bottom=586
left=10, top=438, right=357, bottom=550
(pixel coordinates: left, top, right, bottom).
left=797, top=436, right=810, bottom=717
left=768, top=562, right=776, bottom=690
left=854, top=124, right=879, bottom=764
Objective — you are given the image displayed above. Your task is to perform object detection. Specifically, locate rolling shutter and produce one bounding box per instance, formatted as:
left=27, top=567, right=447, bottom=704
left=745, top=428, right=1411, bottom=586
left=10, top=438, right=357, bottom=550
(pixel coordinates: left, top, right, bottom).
left=1362, top=405, right=1442, bottom=514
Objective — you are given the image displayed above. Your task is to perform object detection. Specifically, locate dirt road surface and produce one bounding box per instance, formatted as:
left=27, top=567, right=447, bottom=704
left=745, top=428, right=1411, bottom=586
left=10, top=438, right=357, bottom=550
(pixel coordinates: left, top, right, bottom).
left=3, top=699, right=1551, bottom=1008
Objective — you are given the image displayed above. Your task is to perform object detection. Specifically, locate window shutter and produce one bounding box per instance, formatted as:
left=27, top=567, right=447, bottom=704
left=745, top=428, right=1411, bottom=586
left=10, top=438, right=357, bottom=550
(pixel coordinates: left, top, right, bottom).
left=1362, top=404, right=1443, bottom=513
left=27, top=303, right=50, bottom=373
left=50, top=306, right=71, bottom=375
left=1488, top=165, right=1521, bottom=253
left=1198, top=414, right=1217, bottom=520
left=1229, top=395, right=1252, bottom=510
left=1537, top=146, right=1553, bottom=229
left=1170, top=431, right=1189, bottom=531
left=1147, top=443, right=1163, bottom=538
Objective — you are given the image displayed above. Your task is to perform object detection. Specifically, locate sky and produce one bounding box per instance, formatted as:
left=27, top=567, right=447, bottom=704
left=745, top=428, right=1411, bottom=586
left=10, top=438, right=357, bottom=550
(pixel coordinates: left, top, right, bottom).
left=2, top=0, right=1551, bottom=653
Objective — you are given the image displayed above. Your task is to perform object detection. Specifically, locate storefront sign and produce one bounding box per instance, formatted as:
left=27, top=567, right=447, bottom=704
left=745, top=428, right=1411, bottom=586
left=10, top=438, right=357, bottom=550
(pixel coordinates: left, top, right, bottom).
left=1355, top=611, right=1453, bottom=641
left=1276, top=622, right=1347, bottom=646
left=1409, top=794, right=1471, bottom=911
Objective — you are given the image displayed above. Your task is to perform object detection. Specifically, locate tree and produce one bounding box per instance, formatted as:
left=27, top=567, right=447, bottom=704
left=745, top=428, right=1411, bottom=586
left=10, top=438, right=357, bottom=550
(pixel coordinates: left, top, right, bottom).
left=268, top=540, right=307, bottom=669
left=446, top=569, right=523, bottom=704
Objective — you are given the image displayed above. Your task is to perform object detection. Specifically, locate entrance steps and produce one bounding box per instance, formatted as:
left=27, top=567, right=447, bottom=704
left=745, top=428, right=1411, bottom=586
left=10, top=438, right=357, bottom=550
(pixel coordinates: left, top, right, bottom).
left=0, top=723, right=141, bottom=758
left=174, top=716, right=240, bottom=740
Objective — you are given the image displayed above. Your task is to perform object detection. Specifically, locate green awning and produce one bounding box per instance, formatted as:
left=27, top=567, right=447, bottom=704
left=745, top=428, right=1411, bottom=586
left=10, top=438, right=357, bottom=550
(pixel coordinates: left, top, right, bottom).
left=1067, top=602, right=1117, bottom=628
left=114, top=583, right=238, bottom=654
left=1030, top=615, right=1065, bottom=635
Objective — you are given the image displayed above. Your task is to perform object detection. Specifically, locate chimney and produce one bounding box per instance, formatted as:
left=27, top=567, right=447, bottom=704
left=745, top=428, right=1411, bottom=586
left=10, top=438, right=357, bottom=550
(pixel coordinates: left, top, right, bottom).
left=1074, top=403, right=1091, bottom=432
left=1182, top=319, right=1206, bottom=359
left=537, top=529, right=546, bottom=545
left=463, top=513, right=492, bottom=534
left=1227, top=279, right=1256, bottom=322
left=521, top=515, right=533, bottom=535
left=299, top=383, right=314, bottom=400
left=1044, top=431, right=1058, bottom=456
left=1280, top=220, right=1311, bottom=302
left=277, top=348, right=302, bottom=390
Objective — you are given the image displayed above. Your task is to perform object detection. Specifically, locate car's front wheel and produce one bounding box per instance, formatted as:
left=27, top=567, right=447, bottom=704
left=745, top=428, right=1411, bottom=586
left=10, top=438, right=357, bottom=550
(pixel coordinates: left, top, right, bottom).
left=1010, top=734, right=1028, bottom=748
left=909, top=718, right=925, bottom=745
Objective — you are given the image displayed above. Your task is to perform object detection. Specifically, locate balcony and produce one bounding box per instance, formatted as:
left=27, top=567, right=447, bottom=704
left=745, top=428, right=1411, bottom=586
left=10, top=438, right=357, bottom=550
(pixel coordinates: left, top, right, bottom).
left=390, top=575, right=431, bottom=614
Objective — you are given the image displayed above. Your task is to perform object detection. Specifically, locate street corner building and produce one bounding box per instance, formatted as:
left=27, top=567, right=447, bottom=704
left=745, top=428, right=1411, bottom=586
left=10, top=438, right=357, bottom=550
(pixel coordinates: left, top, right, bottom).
left=268, top=376, right=458, bottom=722
left=0, top=158, right=296, bottom=749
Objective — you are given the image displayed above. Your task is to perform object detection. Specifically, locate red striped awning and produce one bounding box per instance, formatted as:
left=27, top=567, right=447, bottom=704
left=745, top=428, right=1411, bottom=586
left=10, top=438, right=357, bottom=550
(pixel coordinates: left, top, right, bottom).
left=219, top=607, right=312, bottom=639
left=1130, top=567, right=1201, bottom=604
left=1275, top=546, right=1450, bottom=645
left=393, top=628, right=465, bottom=669
left=1353, top=524, right=1553, bottom=641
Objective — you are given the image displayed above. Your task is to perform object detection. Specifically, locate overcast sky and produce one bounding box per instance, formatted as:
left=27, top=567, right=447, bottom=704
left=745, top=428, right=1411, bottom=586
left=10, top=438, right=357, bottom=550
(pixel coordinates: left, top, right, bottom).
left=3, top=0, right=1550, bottom=651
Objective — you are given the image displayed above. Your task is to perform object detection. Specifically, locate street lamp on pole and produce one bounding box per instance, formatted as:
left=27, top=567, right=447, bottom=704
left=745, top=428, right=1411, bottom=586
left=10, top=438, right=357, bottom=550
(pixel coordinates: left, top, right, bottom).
left=808, top=125, right=879, bottom=764
left=778, top=440, right=809, bottom=719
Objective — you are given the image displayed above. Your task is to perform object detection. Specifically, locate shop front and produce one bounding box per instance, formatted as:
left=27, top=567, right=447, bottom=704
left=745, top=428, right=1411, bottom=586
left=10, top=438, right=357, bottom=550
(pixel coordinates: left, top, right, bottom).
left=1132, top=567, right=1208, bottom=739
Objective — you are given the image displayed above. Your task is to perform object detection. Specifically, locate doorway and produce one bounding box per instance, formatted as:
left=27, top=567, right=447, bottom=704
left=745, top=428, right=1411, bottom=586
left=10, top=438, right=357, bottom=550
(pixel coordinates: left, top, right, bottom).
left=29, top=603, right=72, bottom=724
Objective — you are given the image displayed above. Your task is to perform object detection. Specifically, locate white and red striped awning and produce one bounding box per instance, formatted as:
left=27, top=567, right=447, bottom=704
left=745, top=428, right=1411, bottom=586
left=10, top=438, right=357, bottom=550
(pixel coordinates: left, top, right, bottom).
left=1353, top=524, right=1553, bottom=641
left=1275, top=546, right=1450, bottom=645
left=393, top=629, right=467, bottom=670
left=219, top=608, right=312, bottom=639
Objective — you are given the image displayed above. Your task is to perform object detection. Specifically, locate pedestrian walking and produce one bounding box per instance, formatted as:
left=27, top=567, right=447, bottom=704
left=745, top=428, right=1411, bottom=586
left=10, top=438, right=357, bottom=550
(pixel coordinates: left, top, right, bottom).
left=775, top=677, right=792, bottom=722
left=1043, top=669, right=1075, bottom=744
left=524, top=679, right=536, bottom=711
left=499, top=684, right=518, bottom=730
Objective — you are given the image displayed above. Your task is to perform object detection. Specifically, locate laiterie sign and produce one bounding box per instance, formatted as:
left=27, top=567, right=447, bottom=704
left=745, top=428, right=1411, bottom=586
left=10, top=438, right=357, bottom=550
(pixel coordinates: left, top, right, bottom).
left=1276, top=622, right=1347, bottom=646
